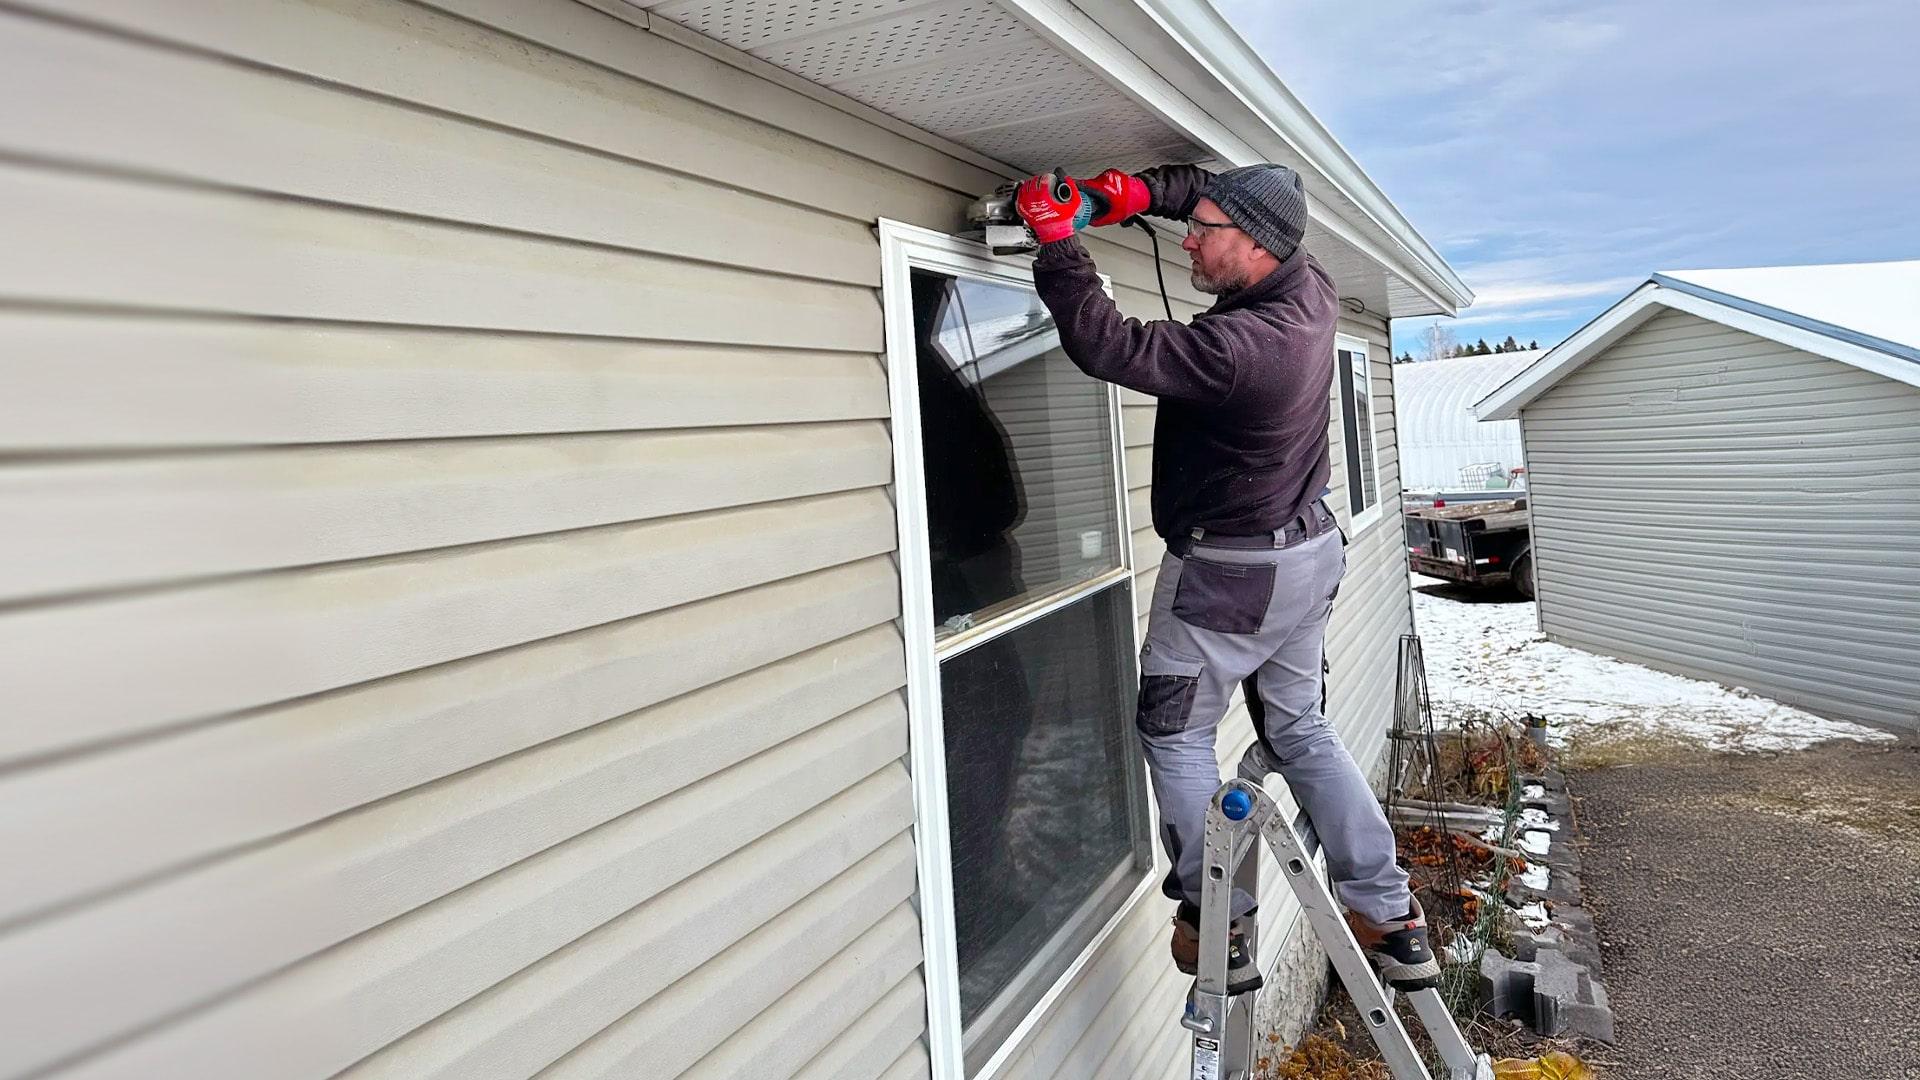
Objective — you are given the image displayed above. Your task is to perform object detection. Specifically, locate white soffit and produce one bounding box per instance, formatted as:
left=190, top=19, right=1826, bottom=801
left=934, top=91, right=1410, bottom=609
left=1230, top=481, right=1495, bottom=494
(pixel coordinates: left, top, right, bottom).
left=633, top=0, right=1208, bottom=170
left=621, top=0, right=1455, bottom=317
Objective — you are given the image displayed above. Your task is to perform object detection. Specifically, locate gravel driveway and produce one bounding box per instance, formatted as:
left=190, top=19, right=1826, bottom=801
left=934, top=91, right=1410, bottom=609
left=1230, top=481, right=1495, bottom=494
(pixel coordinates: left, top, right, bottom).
left=1570, top=736, right=1920, bottom=1079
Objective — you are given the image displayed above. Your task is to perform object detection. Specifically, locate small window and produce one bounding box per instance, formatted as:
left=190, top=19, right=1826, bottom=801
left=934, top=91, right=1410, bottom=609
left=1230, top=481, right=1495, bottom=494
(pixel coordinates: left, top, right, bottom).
left=1336, top=339, right=1383, bottom=529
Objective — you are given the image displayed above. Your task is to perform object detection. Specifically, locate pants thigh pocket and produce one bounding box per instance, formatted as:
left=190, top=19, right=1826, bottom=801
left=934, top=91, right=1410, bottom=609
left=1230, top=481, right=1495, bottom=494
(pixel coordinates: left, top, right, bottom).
left=1136, top=644, right=1204, bottom=737
left=1172, top=556, right=1277, bottom=634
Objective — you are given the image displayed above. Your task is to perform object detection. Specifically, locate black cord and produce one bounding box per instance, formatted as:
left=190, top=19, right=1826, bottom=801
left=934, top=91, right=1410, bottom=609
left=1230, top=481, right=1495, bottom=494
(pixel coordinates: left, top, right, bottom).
left=1125, top=217, right=1176, bottom=320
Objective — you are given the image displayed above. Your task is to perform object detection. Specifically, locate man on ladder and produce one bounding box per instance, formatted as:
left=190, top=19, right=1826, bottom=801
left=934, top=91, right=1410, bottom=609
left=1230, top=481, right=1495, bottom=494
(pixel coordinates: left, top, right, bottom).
left=1015, top=163, right=1440, bottom=996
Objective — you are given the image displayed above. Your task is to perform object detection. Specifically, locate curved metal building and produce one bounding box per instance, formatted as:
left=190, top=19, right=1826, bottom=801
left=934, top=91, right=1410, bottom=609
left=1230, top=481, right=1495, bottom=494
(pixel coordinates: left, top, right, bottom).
left=1393, top=350, right=1539, bottom=491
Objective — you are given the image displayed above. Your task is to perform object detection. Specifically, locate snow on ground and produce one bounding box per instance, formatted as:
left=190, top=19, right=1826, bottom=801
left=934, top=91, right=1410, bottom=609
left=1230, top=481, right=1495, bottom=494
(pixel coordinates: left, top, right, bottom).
left=1410, top=573, right=1896, bottom=754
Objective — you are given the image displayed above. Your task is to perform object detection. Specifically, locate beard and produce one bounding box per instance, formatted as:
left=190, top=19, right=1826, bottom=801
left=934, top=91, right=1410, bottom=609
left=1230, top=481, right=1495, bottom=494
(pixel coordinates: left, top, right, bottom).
left=1189, top=264, right=1248, bottom=295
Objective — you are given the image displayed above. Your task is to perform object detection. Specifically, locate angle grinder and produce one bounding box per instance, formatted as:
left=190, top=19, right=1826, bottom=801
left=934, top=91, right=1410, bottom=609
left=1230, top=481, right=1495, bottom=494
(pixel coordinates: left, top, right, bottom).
left=963, top=168, right=1110, bottom=255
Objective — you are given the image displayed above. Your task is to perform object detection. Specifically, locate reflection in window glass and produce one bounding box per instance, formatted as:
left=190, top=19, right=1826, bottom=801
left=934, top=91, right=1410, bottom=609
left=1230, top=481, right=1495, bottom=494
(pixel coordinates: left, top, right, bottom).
left=910, top=270, right=1122, bottom=637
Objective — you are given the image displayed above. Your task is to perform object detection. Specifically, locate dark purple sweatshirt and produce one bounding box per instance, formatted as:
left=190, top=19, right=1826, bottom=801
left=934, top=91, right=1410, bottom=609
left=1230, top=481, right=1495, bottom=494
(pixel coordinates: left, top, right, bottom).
left=1031, top=167, right=1339, bottom=541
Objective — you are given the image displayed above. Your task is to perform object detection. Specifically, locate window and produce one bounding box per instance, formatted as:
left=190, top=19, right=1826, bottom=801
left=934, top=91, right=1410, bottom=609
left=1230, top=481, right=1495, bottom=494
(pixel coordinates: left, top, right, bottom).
left=1336, top=337, right=1384, bottom=531
left=880, top=222, right=1152, bottom=1078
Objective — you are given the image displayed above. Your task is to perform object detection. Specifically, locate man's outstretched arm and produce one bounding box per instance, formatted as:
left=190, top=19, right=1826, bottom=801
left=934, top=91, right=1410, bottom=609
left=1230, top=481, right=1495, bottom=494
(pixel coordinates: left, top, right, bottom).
left=1135, top=164, right=1217, bottom=221
left=1011, top=169, right=1244, bottom=405
left=1032, top=235, right=1241, bottom=405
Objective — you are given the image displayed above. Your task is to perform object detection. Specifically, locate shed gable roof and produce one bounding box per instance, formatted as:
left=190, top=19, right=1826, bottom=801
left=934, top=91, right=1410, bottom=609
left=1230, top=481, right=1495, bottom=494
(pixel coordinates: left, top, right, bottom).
left=1475, top=259, right=1920, bottom=420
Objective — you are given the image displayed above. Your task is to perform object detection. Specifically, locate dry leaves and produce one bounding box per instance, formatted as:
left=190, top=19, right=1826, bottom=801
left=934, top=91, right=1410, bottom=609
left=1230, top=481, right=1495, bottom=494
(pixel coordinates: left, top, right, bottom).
left=1490, top=1051, right=1595, bottom=1079
left=1269, top=1034, right=1389, bottom=1080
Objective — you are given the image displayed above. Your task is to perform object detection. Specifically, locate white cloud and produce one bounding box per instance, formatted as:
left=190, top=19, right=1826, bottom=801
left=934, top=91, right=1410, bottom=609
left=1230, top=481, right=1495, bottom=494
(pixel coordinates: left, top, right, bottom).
left=1468, top=276, right=1642, bottom=309
left=1446, top=306, right=1585, bottom=329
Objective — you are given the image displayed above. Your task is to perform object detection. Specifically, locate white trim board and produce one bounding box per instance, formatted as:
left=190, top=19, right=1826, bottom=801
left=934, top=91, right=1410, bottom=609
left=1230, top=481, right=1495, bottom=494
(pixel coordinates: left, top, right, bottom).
left=1336, top=333, right=1386, bottom=536
left=1474, top=282, right=1920, bottom=421
left=1121, top=0, right=1470, bottom=304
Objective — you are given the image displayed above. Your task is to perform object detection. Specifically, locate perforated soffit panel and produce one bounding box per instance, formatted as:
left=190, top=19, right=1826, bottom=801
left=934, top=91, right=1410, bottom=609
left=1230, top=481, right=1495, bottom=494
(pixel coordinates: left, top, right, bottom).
left=629, top=0, right=1407, bottom=314
left=633, top=0, right=1209, bottom=173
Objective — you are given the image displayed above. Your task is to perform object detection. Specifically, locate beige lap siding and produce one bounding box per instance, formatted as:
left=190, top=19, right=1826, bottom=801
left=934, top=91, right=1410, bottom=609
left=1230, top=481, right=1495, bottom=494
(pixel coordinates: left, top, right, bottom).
left=0, top=2, right=1390, bottom=1079
left=0, top=1, right=920, bottom=1078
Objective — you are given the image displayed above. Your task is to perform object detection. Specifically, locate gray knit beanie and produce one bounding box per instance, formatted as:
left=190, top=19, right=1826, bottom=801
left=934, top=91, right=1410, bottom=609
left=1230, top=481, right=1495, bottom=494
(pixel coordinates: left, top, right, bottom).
left=1203, top=164, right=1308, bottom=260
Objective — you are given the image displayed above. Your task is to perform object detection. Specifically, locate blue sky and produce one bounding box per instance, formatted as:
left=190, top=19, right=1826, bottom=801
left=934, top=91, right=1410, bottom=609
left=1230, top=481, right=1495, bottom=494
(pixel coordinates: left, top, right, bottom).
left=1215, top=0, right=1920, bottom=358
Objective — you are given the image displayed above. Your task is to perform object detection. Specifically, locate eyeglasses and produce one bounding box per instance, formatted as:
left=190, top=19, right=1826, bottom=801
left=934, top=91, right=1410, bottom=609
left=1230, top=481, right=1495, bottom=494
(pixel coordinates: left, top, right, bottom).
left=1185, top=216, right=1242, bottom=238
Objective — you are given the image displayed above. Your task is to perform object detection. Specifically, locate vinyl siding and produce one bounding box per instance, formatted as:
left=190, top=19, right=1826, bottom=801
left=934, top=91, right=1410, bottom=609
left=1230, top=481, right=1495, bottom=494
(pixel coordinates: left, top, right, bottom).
left=1521, top=307, right=1920, bottom=730
left=0, top=5, right=1412, bottom=1080
left=0, top=2, right=921, bottom=1078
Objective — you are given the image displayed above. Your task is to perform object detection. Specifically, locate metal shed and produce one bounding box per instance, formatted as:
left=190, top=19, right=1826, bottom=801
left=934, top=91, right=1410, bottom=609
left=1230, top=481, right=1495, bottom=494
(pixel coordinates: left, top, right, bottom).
left=1477, top=261, right=1920, bottom=732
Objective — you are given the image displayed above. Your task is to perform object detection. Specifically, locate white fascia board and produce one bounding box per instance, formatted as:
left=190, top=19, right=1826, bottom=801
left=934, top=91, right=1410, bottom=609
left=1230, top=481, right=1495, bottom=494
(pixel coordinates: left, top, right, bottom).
left=1474, top=282, right=1920, bottom=420
left=1124, top=0, right=1471, bottom=307
left=993, top=0, right=1468, bottom=315
left=1473, top=283, right=1663, bottom=420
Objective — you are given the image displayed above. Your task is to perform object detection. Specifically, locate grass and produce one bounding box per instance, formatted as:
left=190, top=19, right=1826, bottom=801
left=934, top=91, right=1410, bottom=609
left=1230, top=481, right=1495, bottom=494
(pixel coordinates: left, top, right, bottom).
left=1731, top=780, right=1920, bottom=837
left=1557, top=727, right=1721, bottom=770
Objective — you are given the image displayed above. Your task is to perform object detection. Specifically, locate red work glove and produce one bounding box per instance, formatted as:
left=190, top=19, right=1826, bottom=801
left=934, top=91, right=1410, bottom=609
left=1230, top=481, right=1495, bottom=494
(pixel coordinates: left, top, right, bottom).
left=1082, top=168, right=1150, bottom=227
left=1015, top=173, right=1091, bottom=244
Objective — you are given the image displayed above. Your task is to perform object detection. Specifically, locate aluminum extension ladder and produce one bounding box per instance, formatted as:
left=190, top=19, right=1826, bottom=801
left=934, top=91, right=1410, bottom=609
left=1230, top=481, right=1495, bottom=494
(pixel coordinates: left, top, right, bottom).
left=1181, top=759, right=1494, bottom=1080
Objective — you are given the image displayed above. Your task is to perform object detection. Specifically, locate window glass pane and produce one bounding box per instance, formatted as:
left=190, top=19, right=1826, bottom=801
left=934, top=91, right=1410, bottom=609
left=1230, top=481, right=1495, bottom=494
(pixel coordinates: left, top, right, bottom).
left=1352, top=351, right=1378, bottom=508
left=939, top=582, right=1143, bottom=1066
left=1338, top=348, right=1370, bottom=515
left=911, top=269, right=1122, bottom=637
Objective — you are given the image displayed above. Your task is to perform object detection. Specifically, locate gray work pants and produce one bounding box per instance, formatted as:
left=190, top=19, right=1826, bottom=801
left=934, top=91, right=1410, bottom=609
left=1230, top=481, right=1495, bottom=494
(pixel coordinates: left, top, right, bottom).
left=1136, top=506, right=1410, bottom=923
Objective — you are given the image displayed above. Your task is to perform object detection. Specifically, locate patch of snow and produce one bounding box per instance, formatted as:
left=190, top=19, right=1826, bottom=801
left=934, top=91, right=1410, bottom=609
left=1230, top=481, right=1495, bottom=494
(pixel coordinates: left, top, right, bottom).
left=1657, top=260, right=1920, bottom=355
left=1517, top=807, right=1560, bottom=832
left=1523, top=784, right=1546, bottom=800
left=1512, top=900, right=1552, bottom=929
left=1519, top=862, right=1551, bottom=891
left=1519, top=830, right=1552, bottom=855
left=1410, top=574, right=1897, bottom=753
left=1445, top=936, right=1484, bottom=965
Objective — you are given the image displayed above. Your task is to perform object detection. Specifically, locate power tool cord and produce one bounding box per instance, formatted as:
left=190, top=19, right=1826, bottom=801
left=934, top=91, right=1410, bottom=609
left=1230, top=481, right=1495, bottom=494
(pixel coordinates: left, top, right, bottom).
left=1124, top=217, right=1176, bottom=321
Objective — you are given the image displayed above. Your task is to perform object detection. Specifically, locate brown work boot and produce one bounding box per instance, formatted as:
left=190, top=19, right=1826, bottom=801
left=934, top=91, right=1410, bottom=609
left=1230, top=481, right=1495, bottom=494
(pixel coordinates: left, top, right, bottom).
left=1344, top=897, right=1443, bottom=990
left=1170, top=904, right=1264, bottom=995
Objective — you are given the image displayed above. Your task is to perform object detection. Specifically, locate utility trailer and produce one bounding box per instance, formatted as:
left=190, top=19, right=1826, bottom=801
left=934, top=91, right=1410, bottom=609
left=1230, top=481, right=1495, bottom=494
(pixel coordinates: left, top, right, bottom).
left=1403, top=496, right=1534, bottom=597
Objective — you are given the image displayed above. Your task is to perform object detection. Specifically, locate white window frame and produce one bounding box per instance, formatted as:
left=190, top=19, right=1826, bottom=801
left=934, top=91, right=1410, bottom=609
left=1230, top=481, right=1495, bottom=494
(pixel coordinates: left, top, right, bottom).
left=877, top=219, right=1157, bottom=1080
left=1336, top=333, right=1386, bottom=535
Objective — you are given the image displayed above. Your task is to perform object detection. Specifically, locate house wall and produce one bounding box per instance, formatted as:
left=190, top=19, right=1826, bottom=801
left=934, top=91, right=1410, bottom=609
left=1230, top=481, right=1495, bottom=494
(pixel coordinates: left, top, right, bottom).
left=0, top=1, right=1416, bottom=1078
left=1521, top=307, right=1920, bottom=731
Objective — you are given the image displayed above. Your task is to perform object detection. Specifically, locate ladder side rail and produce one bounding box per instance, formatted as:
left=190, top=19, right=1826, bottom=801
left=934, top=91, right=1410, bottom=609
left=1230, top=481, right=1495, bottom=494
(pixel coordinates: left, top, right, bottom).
left=1256, top=790, right=1437, bottom=1080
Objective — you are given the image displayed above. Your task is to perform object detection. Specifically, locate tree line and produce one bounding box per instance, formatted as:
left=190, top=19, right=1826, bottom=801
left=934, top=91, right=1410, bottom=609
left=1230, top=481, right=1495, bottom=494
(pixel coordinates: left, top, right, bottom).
left=1396, top=332, right=1539, bottom=363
